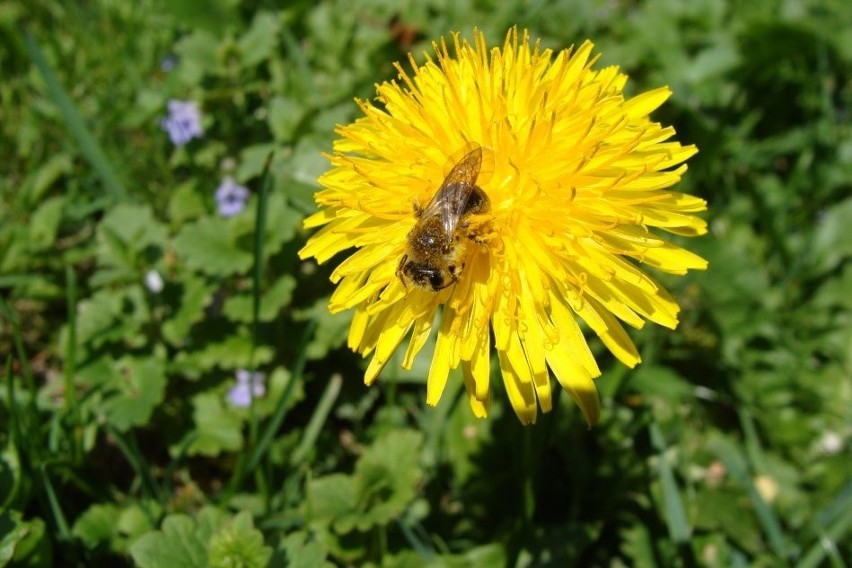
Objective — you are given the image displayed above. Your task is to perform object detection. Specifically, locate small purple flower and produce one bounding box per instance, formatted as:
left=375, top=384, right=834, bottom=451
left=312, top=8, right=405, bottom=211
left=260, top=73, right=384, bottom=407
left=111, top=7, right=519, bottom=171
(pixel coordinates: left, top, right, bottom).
left=228, top=369, right=266, bottom=408
left=215, top=177, right=250, bottom=218
left=160, top=100, right=203, bottom=146
left=160, top=54, right=179, bottom=73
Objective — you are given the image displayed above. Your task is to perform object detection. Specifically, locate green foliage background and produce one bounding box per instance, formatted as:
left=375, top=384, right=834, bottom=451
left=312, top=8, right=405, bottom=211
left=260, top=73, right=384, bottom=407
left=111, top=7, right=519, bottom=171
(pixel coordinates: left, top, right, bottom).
left=1, top=0, right=850, bottom=566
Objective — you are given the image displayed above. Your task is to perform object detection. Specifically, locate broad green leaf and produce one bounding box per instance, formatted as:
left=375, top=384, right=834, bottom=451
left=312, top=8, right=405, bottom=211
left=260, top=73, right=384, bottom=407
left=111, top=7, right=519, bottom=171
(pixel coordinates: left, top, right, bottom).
left=207, top=511, right=272, bottom=568
left=117, top=503, right=159, bottom=548
left=168, top=5, right=235, bottom=42
left=222, top=275, right=296, bottom=323
left=170, top=332, right=273, bottom=378
left=100, top=357, right=167, bottom=432
left=307, top=474, right=356, bottom=526
left=96, top=203, right=168, bottom=270
left=162, top=275, right=216, bottom=346
left=293, top=299, right=352, bottom=360
left=130, top=514, right=207, bottom=568
left=0, top=511, right=50, bottom=567
left=279, top=531, right=333, bottom=568
left=28, top=195, right=64, bottom=251
left=168, top=180, right=208, bottom=225
left=238, top=12, right=281, bottom=68
left=811, top=196, right=852, bottom=275
left=173, top=217, right=253, bottom=277
left=74, top=286, right=149, bottom=350
left=268, top=96, right=307, bottom=142
left=629, top=365, right=692, bottom=418
left=335, top=430, right=423, bottom=533
left=228, top=192, right=301, bottom=258
left=184, top=392, right=243, bottom=457
left=235, top=144, right=276, bottom=182
left=72, top=503, right=120, bottom=550
left=23, top=153, right=72, bottom=206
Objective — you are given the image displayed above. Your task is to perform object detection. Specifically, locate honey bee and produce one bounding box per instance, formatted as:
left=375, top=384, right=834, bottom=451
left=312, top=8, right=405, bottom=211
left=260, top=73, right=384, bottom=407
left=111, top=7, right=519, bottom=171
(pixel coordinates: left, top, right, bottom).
left=397, top=145, right=491, bottom=291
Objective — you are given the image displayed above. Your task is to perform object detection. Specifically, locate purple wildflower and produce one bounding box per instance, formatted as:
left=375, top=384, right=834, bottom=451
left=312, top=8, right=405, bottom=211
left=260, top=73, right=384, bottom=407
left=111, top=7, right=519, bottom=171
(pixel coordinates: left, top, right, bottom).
left=161, top=100, right=203, bottom=146
left=227, top=369, right=266, bottom=408
left=214, top=177, right=250, bottom=218
left=160, top=54, right=179, bottom=73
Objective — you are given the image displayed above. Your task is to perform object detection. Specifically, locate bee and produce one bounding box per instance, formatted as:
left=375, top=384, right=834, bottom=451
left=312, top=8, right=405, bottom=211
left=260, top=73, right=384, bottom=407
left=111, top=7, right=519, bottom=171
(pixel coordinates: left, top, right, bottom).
left=397, top=145, right=491, bottom=291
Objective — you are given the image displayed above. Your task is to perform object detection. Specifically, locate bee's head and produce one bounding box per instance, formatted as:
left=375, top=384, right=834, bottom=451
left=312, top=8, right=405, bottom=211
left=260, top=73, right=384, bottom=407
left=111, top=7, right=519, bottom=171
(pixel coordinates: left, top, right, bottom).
left=399, top=258, right=452, bottom=291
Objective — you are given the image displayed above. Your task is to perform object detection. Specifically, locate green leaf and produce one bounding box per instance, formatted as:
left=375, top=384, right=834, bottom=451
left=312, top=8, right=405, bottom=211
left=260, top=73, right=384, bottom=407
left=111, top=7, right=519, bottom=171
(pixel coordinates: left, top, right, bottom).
left=167, top=2, right=238, bottom=38
left=0, top=510, right=50, bottom=567
left=28, top=195, right=64, bottom=251
left=222, top=275, right=296, bottom=323
left=307, top=474, right=356, bottom=526
left=171, top=332, right=273, bottom=378
left=336, top=430, right=423, bottom=533
left=23, top=153, right=72, bottom=206
left=96, top=203, right=169, bottom=271
left=173, top=217, right=253, bottom=277
left=279, top=531, right=333, bottom=568
left=268, top=96, right=307, bottom=142
left=184, top=392, right=243, bottom=457
left=238, top=12, right=281, bottom=68
left=130, top=515, right=208, bottom=568
left=162, top=275, right=216, bottom=346
left=117, top=503, right=159, bottom=546
left=74, top=286, right=149, bottom=349
left=207, top=511, right=272, bottom=568
left=99, top=357, right=167, bottom=432
left=293, top=299, right=352, bottom=360
left=235, top=144, right=276, bottom=182
left=228, top=192, right=301, bottom=259
left=629, top=366, right=692, bottom=421
left=72, top=503, right=120, bottom=550
left=0, top=439, right=25, bottom=509
left=168, top=180, right=208, bottom=225
left=811, top=196, right=852, bottom=275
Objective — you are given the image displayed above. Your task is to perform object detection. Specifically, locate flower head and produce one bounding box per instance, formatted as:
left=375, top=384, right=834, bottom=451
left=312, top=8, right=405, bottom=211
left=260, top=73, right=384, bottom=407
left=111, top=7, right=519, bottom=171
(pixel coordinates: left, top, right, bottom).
left=227, top=369, right=266, bottom=408
left=161, top=99, right=203, bottom=146
left=214, top=177, right=250, bottom=218
left=299, top=28, right=707, bottom=425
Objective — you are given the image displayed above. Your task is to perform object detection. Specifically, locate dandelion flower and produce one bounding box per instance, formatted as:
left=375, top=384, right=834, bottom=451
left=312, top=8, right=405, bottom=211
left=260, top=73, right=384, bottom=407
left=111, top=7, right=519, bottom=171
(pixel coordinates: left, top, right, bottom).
left=299, top=28, right=707, bottom=425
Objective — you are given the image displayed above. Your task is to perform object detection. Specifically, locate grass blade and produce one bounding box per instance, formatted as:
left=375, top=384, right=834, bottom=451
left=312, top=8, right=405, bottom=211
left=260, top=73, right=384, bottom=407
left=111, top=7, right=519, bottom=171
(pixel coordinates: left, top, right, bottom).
left=63, top=265, right=81, bottom=458
left=38, top=465, right=71, bottom=540
left=649, top=421, right=691, bottom=544
left=711, top=435, right=791, bottom=560
left=0, top=297, right=38, bottom=420
left=289, top=373, right=342, bottom=466
left=248, top=152, right=275, bottom=446
left=796, top=506, right=852, bottom=568
left=22, top=30, right=127, bottom=202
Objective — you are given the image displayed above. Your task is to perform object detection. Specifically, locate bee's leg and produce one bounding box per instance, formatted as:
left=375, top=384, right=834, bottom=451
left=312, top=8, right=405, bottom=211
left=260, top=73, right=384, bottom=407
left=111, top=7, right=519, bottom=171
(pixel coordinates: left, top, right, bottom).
left=462, top=223, right=492, bottom=246
left=396, top=255, right=409, bottom=289
left=437, top=269, right=459, bottom=290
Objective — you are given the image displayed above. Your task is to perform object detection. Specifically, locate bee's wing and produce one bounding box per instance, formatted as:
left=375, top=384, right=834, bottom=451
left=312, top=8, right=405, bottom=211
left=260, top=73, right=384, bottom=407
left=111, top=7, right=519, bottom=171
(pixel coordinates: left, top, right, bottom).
left=420, top=146, right=482, bottom=235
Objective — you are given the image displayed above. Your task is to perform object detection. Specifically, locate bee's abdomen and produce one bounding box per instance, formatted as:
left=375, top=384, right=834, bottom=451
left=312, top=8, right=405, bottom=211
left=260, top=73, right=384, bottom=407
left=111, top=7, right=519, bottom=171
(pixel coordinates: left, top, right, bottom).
left=461, top=185, right=490, bottom=215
